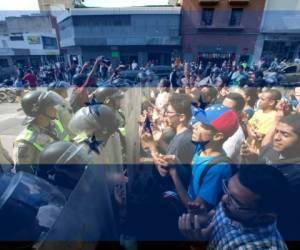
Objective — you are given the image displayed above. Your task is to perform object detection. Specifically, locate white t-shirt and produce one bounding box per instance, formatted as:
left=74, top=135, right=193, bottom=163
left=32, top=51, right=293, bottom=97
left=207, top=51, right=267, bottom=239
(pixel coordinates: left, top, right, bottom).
left=155, top=92, right=170, bottom=111
left=223, top=125, right=245, bottom=164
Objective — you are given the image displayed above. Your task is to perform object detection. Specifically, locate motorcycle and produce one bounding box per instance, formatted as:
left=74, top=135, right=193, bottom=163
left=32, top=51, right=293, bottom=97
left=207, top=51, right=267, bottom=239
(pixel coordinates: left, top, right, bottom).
left=0, top=82, right=16, bottom=103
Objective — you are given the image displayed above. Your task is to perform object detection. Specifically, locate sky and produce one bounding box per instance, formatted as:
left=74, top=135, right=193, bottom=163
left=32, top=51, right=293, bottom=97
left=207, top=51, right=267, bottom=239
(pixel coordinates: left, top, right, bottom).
left=0, top=0, right=169, bottom=10
left=0, top=0, right=169, bottom=19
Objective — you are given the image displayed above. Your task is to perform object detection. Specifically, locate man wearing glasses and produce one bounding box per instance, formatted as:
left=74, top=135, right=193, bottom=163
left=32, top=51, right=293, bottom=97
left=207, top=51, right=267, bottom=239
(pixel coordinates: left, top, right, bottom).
left=140, top=93, right=195, bottom=240
left=179, top=165, right=288, bottom=250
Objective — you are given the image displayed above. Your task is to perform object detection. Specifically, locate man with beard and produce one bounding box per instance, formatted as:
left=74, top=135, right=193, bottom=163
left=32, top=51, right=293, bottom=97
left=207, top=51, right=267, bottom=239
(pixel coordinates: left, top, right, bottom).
left=142, top=93, right=195, bottom=190
left=139, top=93, right=194, bottom=240
left=179, top=165, right=288, bottom=250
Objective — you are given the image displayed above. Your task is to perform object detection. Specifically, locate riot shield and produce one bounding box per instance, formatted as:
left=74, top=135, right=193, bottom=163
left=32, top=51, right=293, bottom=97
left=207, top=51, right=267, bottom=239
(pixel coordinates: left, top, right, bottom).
left=0, top=172, right=66, bottom=241
left=99, top=132, right=125, bottom=194
left=37, top=164, right=118, bottom=249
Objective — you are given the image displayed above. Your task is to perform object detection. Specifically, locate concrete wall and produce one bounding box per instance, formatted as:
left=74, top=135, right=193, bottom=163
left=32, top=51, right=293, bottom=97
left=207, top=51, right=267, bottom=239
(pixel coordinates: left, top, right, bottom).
left=58, top=9, right=181, bottom=65
left=0, top=33, right=59, bottom=56
left=253, top=0, right=300, bottom=61
left=263, top=0, right=300, bottom=10
left=261, top=0, right=300, bottom=33
left=6, top=15, right=53, bottom=34
left=1, top=15, right=60, bottom=57
left=38, top=0, right=73, bottom=11
left=59, top=12, right=181, bottom=47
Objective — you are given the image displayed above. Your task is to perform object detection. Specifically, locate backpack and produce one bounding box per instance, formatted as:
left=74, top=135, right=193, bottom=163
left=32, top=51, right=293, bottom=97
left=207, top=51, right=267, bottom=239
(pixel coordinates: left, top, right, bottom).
left=198, top=155, right=237, bottom=188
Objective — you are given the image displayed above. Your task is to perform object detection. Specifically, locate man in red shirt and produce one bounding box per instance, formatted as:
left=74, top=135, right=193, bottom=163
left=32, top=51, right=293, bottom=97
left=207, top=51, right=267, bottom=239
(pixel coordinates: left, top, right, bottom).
left=22, top=69, right=37, bottom=89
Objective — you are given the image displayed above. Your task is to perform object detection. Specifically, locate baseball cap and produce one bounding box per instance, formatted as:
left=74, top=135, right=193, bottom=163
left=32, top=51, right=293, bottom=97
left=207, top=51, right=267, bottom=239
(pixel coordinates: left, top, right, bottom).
left=193, top=104, right=239, bottom=138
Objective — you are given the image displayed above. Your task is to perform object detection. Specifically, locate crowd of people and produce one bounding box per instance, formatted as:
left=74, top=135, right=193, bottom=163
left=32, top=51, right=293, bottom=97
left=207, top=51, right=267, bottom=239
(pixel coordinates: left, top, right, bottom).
left=2, top=54, right=297, bottom=88
left=138, top=76, right=300, bottom=247
left=0, top=55, right=300, bottom=249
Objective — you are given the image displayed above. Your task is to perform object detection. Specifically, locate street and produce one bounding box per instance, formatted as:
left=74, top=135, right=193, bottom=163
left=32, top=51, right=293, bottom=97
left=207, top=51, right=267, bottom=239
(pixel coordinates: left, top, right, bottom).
left=0, top=102, right=25, bottom=157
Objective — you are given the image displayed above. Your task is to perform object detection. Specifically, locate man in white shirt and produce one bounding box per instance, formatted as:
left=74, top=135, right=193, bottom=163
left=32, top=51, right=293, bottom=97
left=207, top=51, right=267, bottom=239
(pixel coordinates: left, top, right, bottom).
left=222, top=92, right=246, bottom=164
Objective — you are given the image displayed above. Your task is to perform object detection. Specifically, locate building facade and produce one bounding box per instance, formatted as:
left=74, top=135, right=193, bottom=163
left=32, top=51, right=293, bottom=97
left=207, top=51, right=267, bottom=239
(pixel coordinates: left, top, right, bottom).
left=254, top=0, right=300, bottom=63
left=181, top=0, right=265, bottom=65
left=0, top=15, right=60, bottom=68
left=58, top=7, right=181, bottom=66
left=38, top=0, right=74, bottom=12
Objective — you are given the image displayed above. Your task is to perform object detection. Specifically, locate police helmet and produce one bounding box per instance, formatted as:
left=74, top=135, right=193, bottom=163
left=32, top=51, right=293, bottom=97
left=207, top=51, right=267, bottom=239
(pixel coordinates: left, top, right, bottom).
left=68, top=104, right=119, bottom=141
left=93, top=87, right=124, bottom=104
left=21, top=90, right=63, bottom=118
left=38, top=141, right=88, bottom=190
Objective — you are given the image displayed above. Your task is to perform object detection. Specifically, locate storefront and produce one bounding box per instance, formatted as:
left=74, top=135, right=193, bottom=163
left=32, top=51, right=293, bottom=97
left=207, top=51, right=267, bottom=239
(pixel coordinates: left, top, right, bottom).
left=197, top=46, right=252, bottom=66
left=261, top=35, right=300, bottom=62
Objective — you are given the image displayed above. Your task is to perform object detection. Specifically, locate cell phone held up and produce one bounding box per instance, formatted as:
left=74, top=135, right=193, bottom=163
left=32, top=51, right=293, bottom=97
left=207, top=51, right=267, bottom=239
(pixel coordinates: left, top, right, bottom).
left=143, top=115, right=153, bottom=135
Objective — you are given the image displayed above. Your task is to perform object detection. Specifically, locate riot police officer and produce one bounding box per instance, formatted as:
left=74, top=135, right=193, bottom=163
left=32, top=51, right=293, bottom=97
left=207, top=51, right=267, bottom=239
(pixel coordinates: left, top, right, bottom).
left=0, top=138, right=13, bottom=172
left=69, top=103, right=125, bottom=192
left=13, top=90, right=70, bottom=174
left=92, top=86, right=127, bottom=162
left=38, top=141, right=89, bottom=195
left=35, top=140, right=119, bottom=244
left=92, top=86, right=126, bottom=128
left=48, top=81, right=74, bottom=137
left=69, top=103, right=119, bottom=158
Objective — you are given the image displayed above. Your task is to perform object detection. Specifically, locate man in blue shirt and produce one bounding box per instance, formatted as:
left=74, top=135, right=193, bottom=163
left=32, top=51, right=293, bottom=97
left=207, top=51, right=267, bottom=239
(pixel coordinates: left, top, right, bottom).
left=188, top=148, right=232, bottom=207
left=161, top=104, right=239, bottom=210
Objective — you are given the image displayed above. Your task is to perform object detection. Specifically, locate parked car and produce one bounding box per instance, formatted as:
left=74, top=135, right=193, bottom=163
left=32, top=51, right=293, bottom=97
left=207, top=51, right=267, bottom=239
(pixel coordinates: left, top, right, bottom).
left=119, top=70, right=140, bottom=83
left=149, top=65, right=172, bottom=79
left=264, top=64, right=300, bottom=85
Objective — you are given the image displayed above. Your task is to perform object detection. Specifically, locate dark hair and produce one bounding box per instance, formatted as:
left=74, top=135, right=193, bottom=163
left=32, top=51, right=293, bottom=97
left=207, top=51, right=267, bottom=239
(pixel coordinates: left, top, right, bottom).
left=238, top=165, right=289, bottom=214
left=159, top=78, right=171, bottom=88
left=280, top=114, right=300, bottom=136
left=202, top=86, right=218, bottom=100
left=225, top=92, right=245, bottom=112
left=169, top=93, right=192, bottom=121
left=266, top=89, right=282, bottom=104
left=243, top=87, right=258, bottom=107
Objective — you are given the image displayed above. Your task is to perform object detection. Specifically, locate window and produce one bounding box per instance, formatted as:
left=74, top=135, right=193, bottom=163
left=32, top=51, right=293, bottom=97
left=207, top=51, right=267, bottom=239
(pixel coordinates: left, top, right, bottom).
left=0, top=59, right=9, bottom=67
left=202, top=8, right=214, bottom=26
left=10, top=35, right=24, bottom=41
left=1, top=40, right=8, bottom=48
left=284, top=66, right=297, bottom=74
left=73, top=15, right=131, bottom=27
left=42, top=36, right=58, bottom=50
left=229, top=8, right=243, bottom=26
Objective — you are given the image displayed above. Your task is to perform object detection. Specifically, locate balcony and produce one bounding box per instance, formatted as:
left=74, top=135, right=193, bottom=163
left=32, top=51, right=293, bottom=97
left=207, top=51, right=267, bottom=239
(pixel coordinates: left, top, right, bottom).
left=199, top=0, right=219, bottom=6
left=228, top=0, right=250, bottom=5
